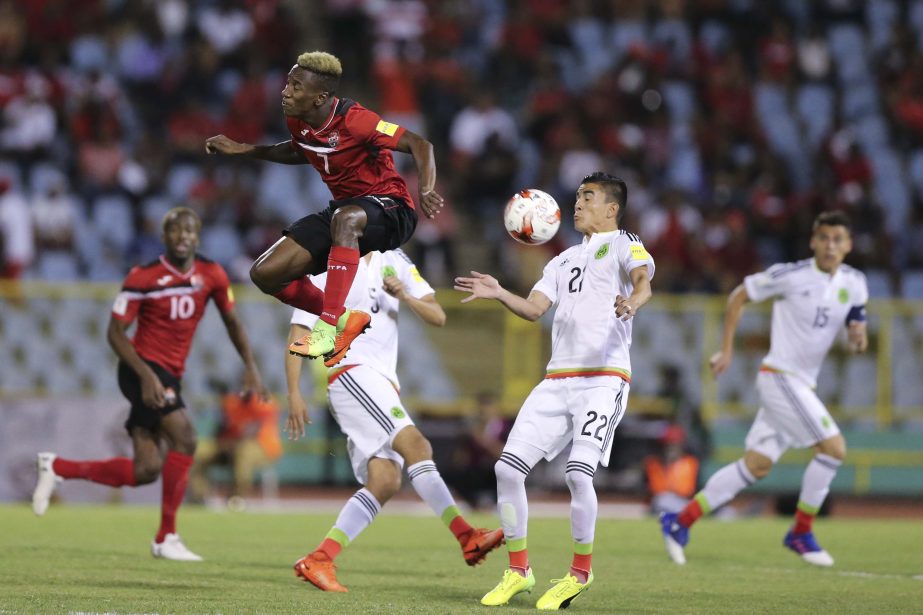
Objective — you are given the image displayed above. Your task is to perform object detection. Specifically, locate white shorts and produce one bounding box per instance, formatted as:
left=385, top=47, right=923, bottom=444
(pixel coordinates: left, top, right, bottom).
left=327, top=365, right=415, bottom=484
left=507, top=376, right=630, bottom=468
left=745, top=371, right=841, bottom=462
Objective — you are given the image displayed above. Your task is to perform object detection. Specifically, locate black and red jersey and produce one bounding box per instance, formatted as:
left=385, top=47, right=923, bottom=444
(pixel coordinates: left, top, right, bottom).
left=111, top=255, right=235, bottom=378
left=286, top=98, right=415, bottom=208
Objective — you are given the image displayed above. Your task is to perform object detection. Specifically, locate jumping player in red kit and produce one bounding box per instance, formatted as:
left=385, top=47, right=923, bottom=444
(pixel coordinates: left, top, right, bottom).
left=32, top=207, right=264, bottom=561
left=205, top=51, right=444, bottom=366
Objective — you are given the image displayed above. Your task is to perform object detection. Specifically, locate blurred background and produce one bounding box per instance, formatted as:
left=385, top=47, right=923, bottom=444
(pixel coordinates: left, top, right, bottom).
left=0, top=0, right=921, bottom=514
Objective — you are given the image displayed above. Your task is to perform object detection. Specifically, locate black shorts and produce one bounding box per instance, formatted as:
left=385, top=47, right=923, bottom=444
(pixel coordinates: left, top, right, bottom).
left=283, top=195, right=417, bottom=266
left=117, top=359, right=185, bottom=434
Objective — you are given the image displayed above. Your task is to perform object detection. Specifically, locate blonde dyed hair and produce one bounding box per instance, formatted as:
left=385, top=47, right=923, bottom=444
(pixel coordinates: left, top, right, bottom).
left=162, top=206, right=201, bottom=233
left=296, top=51, right=343, bottom=77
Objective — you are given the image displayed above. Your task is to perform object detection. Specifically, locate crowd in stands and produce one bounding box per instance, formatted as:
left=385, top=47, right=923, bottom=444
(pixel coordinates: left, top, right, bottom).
left=3, top=0, right=923, bottom=295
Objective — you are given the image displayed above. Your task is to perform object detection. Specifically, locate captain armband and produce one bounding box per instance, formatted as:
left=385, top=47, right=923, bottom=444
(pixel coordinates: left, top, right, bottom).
left=846, top=305, right=867, bottom=324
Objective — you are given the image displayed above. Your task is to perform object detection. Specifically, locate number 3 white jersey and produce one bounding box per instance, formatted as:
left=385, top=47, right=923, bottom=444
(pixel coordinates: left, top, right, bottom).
left=291, top=250, right=435, bottom=387
left=532, top=229, right=655, bottom=382
left=743, top=258, right=868, bottom=388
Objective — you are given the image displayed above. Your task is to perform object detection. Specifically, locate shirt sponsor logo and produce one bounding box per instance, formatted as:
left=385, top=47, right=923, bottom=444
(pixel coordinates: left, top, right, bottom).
left=630, top=245, right=650, bottom=261
left=375, top=120, right=399, bottom=136
left=157, top=275, right=173, bottom=286
left=301, top=128, right=309, bottom=136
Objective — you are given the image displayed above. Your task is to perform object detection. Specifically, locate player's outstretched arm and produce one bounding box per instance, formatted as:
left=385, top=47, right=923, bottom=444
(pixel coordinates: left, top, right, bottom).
left=396, top=130, right=444, bottom=219
left=454, top=271, right=551, bottom=322
left=219, top=308, right=266, bottom=399
left=615, top=265, right=653, bottom=321
left=382, top=274, right=446, bottom=327
left=284, top=324, right=312, bottom=440
left=106, top=317, right=167, bottom=408
left=205, top=135, right=306, bottom=165
left=709, top=283, right=751, bottom=377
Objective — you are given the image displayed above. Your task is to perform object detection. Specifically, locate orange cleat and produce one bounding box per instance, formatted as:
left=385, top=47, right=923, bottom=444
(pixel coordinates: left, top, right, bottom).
left=323, top=310, right=372, bottom=367
left=294, top=552, right=348, bottom=593
left=461, top=527, right=506, bottom=567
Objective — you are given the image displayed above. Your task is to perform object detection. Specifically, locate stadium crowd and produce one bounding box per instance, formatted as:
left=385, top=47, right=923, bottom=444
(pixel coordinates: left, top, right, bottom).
left=2, top=0, right=923, bottom=294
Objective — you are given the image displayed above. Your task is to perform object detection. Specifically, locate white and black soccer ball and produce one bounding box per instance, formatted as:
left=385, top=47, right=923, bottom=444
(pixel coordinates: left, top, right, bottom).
left=503, top=189, right=561, bottom=245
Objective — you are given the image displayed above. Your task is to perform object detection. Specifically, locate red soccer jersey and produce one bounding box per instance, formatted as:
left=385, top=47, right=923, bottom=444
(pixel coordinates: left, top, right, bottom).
left=111, top=255, right=235, bottom=378
left=286, top=98, right=415, bottom=208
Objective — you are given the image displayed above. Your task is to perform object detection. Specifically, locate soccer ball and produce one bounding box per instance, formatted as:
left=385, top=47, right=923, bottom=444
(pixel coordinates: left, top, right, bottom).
left=503, top=189, right=561, bottom=245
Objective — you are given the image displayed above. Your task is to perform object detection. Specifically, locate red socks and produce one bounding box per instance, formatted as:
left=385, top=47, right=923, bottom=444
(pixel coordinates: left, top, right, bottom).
left=793, top=508, right=815, bottom=534
left=272, top=277, right=325, bottom=314
left=156, top=451, right=193, bottom=543
left=509, top=549, right=529, bottom=576
left=449, top=516, right=475, bottom=543
left=320, top=246, right=360, bottom=325
left=678, top=498, right=704, bottom=528
left=316, top=538, right=343, bottom=560
left=571, top=553, right=592, bottom=583
left=53, top=457, right=137, bottom=487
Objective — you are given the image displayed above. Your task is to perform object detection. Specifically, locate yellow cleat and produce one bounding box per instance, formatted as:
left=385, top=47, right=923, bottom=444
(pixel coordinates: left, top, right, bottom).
left=535, top=571, right=594, bottom=610
left=480, top=568, right=536, bottom=606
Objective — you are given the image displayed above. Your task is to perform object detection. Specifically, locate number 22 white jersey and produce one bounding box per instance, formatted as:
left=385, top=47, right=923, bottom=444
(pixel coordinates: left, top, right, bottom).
left=743, top=258, right=868, bottom=388
left=291, top=250, right=435, bottom=387
left=531, top=229, right=655, bottom=382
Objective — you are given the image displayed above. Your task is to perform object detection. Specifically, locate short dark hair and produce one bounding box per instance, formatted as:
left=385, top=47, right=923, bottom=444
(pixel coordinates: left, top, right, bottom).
left=580, top=172, right=628, bottom=223
left=813, top=210, right=851, bottom=234
left=162, top=206, right=201, bottom=234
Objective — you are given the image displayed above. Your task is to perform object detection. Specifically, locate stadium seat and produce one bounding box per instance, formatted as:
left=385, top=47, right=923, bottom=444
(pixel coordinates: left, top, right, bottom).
left=901, top=271, right=923, bottom=298
left=166, top=165, right=202, bottom=201
left=91, top=195, right=135, bottom=251
left=35, top=252, right=80, bottom=281
left=200, top=224, right=242, bottom=268
left=865, top=269, right=892, bottom=298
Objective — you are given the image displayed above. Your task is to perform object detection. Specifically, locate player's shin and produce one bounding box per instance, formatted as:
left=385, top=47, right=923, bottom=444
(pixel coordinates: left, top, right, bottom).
left=315, top=488, right=381, bottom=560
left=679, top=459, right=755, bottom=527
left=156, top=451, right=193, bottom=543
left=794, top=454, right=841, bottom=534
left=320, top=246, right=360, bottom=325
left=407, top=461, right=472, bottom=539
left=565, top=443, right=600, bottom=583
left=495, top=456, right=532, bottom=575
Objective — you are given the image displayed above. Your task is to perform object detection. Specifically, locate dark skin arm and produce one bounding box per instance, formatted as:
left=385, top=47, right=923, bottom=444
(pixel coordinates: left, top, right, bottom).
left=395, top=130, right=444, bottom=219
left=218, top=308, right=266, bottom=399
left=204, top=136, right=307, bottom=165
left=107, top=317, right=167, bottom=408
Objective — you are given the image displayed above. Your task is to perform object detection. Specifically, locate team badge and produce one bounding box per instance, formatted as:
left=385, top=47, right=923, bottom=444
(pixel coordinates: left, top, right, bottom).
left=191, top=274, right=203, bottom=288
left=595, top=244, right=609, bottom=260
left=838, top=288, right=849, bottom=304
left=328, top=130, right=340, bottom=147
left=390, top=406, right=406, bottom=419
left=382, top=265, right=397, bottom=278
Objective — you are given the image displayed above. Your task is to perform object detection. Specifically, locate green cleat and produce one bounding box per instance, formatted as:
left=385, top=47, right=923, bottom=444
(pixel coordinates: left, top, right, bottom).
left=480, top=568, right=535, bottom=606
left=535, top=571, right=594, bottom=610
left=289, top=309, right=370, bottom=359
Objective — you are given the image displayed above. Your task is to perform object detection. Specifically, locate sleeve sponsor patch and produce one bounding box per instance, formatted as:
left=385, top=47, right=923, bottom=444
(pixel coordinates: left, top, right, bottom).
left=112, top=294, right=128, bottom=316
left=375, top=120, right=399, bottom=136
left=409, top=266, right=424, bottom=283
left=630, top=245, right=651, bottom=261
left=227, top=287, right=235, bottom=303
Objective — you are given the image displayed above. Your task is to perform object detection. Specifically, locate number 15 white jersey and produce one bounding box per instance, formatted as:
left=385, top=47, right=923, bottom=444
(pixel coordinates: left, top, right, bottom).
left=743, top=258, right=868, bottom=388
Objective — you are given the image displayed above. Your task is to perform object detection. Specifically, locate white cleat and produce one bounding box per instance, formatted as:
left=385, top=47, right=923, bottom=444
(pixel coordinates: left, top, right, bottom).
left=151, top=533, right=204, bottom=562
left=664, top=534, right=687, bottom=565
left=800, top=550, right=834, bottom=567
left=32, top=452, right=61, bottom=516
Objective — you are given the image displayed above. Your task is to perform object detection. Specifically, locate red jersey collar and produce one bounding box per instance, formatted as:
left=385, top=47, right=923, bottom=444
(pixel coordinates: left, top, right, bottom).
left=305, top=97, right=339, bottom=136
left=159, top=255, right=196, bottom=278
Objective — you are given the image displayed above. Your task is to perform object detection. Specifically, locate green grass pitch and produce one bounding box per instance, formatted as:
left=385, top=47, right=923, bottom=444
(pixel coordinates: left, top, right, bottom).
left=1, top=504, right=921, bottom=614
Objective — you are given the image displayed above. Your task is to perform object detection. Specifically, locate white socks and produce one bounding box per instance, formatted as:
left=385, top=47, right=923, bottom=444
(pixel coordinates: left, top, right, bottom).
left=698, top=458, right=756, bottom=512
left=494, top=443, right=545, bottom=542
left=406, top=460, right=456, bottom=519
left=799, top=453, right=842, bottom=510
left=565, top=442, right=601, bottom=544
left=334, top=488, right=381, bottom=542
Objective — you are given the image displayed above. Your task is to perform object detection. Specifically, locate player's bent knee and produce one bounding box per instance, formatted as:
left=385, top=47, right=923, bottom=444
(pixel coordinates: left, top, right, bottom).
left=134, top=461, right=162, bottom=485
left=564, top=469, right=594, bottom=493
left=249, top=261, right=277, bottom=293
left=494, top=459, right=527, bottom=485
left=743, top=451, right=773, bottom=479
left=817, top=435, right=847, bottom=460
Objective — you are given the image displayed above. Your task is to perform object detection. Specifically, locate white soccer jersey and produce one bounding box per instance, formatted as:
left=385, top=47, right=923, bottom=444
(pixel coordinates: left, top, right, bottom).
left=291, top=249, right=435, bottom=387
left=531, top=229, right=655, bottom=382
left=743, top=258, right=868, bottom=388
